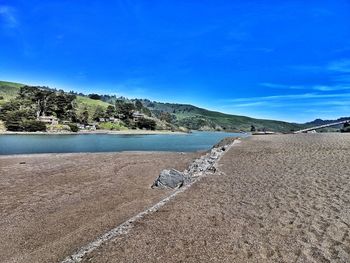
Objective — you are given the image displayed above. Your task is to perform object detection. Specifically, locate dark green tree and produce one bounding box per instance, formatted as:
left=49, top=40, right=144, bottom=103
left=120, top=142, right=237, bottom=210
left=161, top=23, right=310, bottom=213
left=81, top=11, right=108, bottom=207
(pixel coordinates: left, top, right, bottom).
left=55, top=93, right=76, bottom=120
left=341, top=122, right=350, bottom=133
left=17, top=86, right=76, bottom=120
left=4, top=110, right=36, bottom=131
left=137, top=118, right=156, bottom=130
left=119, top=103, right=135, bottom=120
left=78, top=110, right=89, bottom=125
left=22, top=120, right=47, bottom=132
left=135, top=100, right=143, bottom=111
left=0, top=100, right=21, bottom=120
left=115, top=99, right=125, bottom=114
left=105, top=105, right=116, bottom=117
left=68, top=123, right=79, bottom=132
left=93, top=106, right=106, bottom=121
left=89, top=94, right=102, bottom=100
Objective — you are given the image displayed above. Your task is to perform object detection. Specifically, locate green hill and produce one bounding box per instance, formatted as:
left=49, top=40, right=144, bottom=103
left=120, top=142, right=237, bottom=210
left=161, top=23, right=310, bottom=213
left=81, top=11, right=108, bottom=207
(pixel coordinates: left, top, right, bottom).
left=1, top=80, right=305, bottom=132
left=75, top=95, right=110, bottom=121
left=142, top=101, right=303, bottom=132
left=0, top=81, right=110, bottom=120
left=0, top=81, right=25, bottom=105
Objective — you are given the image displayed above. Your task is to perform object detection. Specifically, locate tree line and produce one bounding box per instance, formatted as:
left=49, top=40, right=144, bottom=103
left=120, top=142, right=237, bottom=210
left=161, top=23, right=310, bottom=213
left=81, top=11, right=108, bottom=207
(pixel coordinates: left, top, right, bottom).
left=0, top=86, right=76, bottom=131
left=0, top=86, right=161, bottom=131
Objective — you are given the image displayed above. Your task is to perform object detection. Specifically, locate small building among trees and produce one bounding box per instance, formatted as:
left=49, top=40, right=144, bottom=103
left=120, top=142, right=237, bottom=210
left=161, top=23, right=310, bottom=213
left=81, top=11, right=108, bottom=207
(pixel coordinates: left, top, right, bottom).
left=38, top=116, right=59, bottom=125
left=132, top=111, right=145, bottom=121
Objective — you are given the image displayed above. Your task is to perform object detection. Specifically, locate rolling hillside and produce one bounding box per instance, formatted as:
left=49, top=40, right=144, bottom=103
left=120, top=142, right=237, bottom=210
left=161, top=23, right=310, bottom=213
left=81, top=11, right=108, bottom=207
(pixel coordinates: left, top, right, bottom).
left=1, top=80, right=305, bottom=132
left=0, top=81, right=110, bottom=120
left=142, top=101, right=304, bottom=132
left=0, top=81, right=25, bottom=105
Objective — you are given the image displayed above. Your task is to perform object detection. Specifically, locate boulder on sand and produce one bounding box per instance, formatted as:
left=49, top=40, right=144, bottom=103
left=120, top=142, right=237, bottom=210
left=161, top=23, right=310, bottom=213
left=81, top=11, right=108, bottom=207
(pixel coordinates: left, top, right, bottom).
left=151, top=169, right=189, bottom=189
left=152, top=138, right=236, bottom=189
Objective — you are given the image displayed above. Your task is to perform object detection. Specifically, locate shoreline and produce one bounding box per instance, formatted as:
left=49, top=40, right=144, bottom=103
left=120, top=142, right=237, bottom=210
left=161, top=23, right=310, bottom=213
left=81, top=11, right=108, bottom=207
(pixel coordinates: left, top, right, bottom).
left=0, top=129, right=188, bottom=135
left=0, top=129, right=247, bottom=136
left=0, top=150, right=208, bottom=158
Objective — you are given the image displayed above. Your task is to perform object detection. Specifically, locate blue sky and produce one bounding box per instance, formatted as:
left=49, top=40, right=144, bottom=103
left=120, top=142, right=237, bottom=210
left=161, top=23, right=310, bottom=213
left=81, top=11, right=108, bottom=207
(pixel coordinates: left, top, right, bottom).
left=0, top=0, right=350, bottom=122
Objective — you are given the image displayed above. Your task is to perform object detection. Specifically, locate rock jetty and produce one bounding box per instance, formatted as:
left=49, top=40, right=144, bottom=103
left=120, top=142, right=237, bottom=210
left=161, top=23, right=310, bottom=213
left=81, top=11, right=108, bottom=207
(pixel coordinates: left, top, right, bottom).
left=152, top=137, right=237, bottom=189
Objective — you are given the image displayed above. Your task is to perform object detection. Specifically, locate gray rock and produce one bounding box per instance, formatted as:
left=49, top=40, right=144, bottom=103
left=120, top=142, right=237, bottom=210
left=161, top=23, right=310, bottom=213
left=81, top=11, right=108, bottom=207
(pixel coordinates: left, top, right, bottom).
left=152, top=139, right=236, bottom=189
left=152, top=169, right=189, bottom=189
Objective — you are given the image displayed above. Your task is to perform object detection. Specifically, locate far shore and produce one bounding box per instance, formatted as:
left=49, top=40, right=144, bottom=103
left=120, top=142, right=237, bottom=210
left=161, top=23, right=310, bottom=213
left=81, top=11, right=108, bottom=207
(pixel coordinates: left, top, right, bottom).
left=0, top=129, right=246, bottom=135
left=0, top=129, right=189, bottom=135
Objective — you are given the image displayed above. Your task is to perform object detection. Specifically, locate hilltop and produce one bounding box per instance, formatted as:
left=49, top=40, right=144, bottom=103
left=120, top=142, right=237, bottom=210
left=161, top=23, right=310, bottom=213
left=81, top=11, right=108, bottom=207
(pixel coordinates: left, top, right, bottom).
left=0, top=80, right=304, bottom=132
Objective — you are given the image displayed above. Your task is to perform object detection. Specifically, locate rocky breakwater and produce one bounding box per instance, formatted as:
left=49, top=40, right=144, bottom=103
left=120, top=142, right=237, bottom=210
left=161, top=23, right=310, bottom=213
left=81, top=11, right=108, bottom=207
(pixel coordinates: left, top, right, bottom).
left=152, top=137, right=237, bottom=189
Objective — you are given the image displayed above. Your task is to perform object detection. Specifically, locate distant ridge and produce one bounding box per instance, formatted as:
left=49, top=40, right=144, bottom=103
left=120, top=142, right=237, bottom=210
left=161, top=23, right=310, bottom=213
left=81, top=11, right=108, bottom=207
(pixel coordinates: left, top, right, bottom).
left=139, top=100, right=303, bottom=132
left=305, top=117, right=350, bottom=127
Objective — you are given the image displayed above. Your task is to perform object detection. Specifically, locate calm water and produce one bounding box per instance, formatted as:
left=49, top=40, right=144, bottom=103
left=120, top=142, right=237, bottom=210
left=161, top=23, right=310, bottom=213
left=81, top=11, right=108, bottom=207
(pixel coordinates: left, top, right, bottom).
left=0, top=131, right=246, bottom=155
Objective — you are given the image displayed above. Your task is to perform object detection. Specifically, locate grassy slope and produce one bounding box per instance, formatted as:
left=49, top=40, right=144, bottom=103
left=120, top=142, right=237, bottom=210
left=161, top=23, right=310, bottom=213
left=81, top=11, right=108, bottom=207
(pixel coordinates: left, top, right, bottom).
left=0, top=81, right=25, bottom=105
left=0, top=80, right=25, bottom=88
left=145, top=102, right=304, bottom=132
left=75, top=96, right=110, bottom=121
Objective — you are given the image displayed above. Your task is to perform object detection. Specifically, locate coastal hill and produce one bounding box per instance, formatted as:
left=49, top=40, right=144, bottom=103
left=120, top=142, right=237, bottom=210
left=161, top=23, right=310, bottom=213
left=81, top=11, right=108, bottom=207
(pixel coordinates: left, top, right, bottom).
left=1, top=80, right=305, bottom=132
left=0, top=81, right=111, bottom=123
left=140, top=100, right=303, bottom=132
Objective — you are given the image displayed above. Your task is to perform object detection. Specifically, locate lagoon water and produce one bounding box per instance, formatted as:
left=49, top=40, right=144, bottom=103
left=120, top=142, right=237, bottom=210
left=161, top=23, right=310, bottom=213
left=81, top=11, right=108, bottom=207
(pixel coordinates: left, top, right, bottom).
left=0, top=131, right=246, bottom=155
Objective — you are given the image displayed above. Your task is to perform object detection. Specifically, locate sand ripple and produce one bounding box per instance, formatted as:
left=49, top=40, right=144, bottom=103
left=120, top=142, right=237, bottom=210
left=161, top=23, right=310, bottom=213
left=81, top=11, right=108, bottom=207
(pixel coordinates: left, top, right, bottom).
left=82, top=134, right=350, bottom=262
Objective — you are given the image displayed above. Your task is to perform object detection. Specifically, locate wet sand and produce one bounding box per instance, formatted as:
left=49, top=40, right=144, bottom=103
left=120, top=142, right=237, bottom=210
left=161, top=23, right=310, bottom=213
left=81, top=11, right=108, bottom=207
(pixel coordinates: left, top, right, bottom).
left=82, top=134, right=350, bottom=262
left=0, top=152, right=201, bottom=263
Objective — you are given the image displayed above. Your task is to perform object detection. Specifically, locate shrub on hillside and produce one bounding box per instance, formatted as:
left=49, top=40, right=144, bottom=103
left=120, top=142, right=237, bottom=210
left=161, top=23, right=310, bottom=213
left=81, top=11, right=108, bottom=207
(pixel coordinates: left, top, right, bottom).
left=68, top=123, right=79, bottom=132
left=341, top=122, right=350, bottom=133
left=4, top=113, right=24, bottom=131
left=88, top=94, right=101, bottom=100
left=137, top=118, right=156, bottom=130
left=22, top=120, right=47, bottom=132
left=3, top=110, right=36, bottom=131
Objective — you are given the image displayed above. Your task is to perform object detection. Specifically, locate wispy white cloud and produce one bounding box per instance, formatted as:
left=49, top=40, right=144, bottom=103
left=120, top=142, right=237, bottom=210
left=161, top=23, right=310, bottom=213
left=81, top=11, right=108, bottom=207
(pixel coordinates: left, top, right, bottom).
left=327, top=59, right=350, bottom=73
left=224, top=92, right=350, bottom=104
left=218, top=92, right=350, bottom=122
left=0, top=5, right=19, bottom=28
left=260, top=82, right=305, bottom=90
left=260, top=82, right=350, bottom=92
left=312, top=85, right=350, bottom=91
left=291, top=59, right=350, bottom=74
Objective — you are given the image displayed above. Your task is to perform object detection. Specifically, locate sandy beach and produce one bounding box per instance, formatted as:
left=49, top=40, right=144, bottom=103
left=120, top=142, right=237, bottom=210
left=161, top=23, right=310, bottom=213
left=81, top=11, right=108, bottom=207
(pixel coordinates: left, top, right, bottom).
left=0, top=151, right=201, bottom=263
left=1, top=134, right=350, bottom=262
left=80, top=134, right=350, bottom=262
